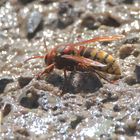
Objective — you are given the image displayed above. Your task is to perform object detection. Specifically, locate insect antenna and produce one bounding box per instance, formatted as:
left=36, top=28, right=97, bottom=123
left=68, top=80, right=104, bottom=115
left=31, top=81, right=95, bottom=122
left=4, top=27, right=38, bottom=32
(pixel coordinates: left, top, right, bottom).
left=24, top=38, right=48, bottom=63
left=24, top=55, right=45, bottom=63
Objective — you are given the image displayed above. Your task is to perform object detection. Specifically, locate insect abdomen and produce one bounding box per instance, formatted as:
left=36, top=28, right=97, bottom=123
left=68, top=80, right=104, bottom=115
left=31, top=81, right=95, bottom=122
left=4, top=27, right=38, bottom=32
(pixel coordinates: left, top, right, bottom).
left=81, top=47, right=121, bottom=75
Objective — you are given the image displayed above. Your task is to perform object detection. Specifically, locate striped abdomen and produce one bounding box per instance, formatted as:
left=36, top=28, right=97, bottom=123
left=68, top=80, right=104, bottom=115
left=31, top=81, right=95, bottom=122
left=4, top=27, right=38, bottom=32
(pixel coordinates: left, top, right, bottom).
left=80, top=47, right=121, bottom=75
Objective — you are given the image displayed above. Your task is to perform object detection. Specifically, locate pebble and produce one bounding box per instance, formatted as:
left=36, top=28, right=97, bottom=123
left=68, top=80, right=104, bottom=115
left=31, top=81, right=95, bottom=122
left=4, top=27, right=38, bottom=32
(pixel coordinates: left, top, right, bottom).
left=0, top=76, right=13, bottom=93
left=56, top=1, right=76, bottom=29
left=69, top=114, right=84, bottom=129
left=18, top=76, right=32, bottom=88
left=15, top=127, right=30, bottom=137
left=113, top=104, right=121, bottom=112
left=115, top=125, right=125, bottom=134
left=124, top=75, right=136, bottom=85
left=124, top=119, right=137, bottom=135
left=81, top=12, right=99, bottom=30
left=119, top=44, right=134, bottom=59
left=18, top=0, right=35, bottom=5
left=27, top=10, right=43, bottom=38
left=19, top=88, right=39, bottom=109
left=135, top=65, right=140, bottom=83
left=97, top=13, right=121, bottom=27
left=0, top=102, right=12, bottom=124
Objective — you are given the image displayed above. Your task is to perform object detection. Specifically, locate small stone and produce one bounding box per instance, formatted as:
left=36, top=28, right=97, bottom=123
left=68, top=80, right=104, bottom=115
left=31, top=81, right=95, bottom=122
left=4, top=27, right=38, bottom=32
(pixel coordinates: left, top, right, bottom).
left=124, top=119, right=137, bottom=135
left=0, top=0, right=6, bottom=6
left=18, top=0, right=35, bottom=5
left=19, top=88, right=39, bottom=109
left=56, top=1, right=75, bottom=29
left=81, top=12, right=99, bottom=30
left=70, top=114, right=84, bottom=129
left=58, top=116, right=66, bottom=123
left=2, top=103, right=12, bottom=117
left=40, top=0, right=56, bottom=4
left=97, top=14, right=121, bottom=27
left=123, top=36, right=139, bottom=44
left=115, top=125, right=125, bottom=134
left=102, top=95, right=118, bottom=103
left=119, top=44, right=134, bottom=59
left=15, top=127, right=30, bottom=137
left=135, top=65, right=140, bottom=83
left=113, top=104, right=121, bottom=112
left=123, top=0, right=134, bottom=4
left=124, top=75, right=136, bottom=85
left=0, top=103, right=12, bottom=124
left=18, top=76, right=32, bottom=88
left=85, top=100, right=95, bottom=110
left=27, top=10, right=43, bottom=38
left=0, top=76, right=13, bottom=93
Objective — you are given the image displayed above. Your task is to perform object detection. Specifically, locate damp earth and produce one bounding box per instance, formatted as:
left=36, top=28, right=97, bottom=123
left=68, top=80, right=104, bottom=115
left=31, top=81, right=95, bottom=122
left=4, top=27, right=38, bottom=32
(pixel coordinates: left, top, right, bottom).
left=0, top=0, right=140, bottom=139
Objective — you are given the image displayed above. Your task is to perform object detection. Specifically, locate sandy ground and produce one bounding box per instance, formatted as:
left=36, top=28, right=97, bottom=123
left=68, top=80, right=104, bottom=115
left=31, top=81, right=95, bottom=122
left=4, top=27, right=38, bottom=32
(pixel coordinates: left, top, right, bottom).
left=0, top=0, right=140, bottom=139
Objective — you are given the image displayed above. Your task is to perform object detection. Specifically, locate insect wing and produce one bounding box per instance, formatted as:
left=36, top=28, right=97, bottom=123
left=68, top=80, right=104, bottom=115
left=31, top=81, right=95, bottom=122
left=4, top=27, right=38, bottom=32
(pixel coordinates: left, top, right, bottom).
left=67, top=35, right=124, bottom=47
left=62, top=55, right=106, bottom=68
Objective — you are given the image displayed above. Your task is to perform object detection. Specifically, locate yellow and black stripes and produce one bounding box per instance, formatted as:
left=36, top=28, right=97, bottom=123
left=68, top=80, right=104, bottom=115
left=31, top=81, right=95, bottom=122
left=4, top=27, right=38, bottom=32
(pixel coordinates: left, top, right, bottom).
left=81, top=47, right=121, bottom=75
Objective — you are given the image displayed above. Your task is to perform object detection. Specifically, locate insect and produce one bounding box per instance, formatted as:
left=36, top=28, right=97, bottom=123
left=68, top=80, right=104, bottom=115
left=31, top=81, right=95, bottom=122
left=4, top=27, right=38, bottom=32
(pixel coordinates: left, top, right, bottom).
left=25, top=35, right=124, bottom=83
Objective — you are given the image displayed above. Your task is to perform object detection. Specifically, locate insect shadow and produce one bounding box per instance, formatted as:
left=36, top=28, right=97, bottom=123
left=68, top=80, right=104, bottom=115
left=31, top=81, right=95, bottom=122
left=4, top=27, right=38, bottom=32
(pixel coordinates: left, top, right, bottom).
left=45, top=72, right=103, bottom=94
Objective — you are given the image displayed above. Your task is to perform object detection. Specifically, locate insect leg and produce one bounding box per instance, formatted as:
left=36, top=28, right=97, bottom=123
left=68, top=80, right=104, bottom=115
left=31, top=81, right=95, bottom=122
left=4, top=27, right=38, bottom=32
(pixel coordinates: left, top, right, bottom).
left=94, top=70, right=115, bottom=83
left=36, top=63, right=55, bottom=79
left=63, top=69, right=68, bottom=80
